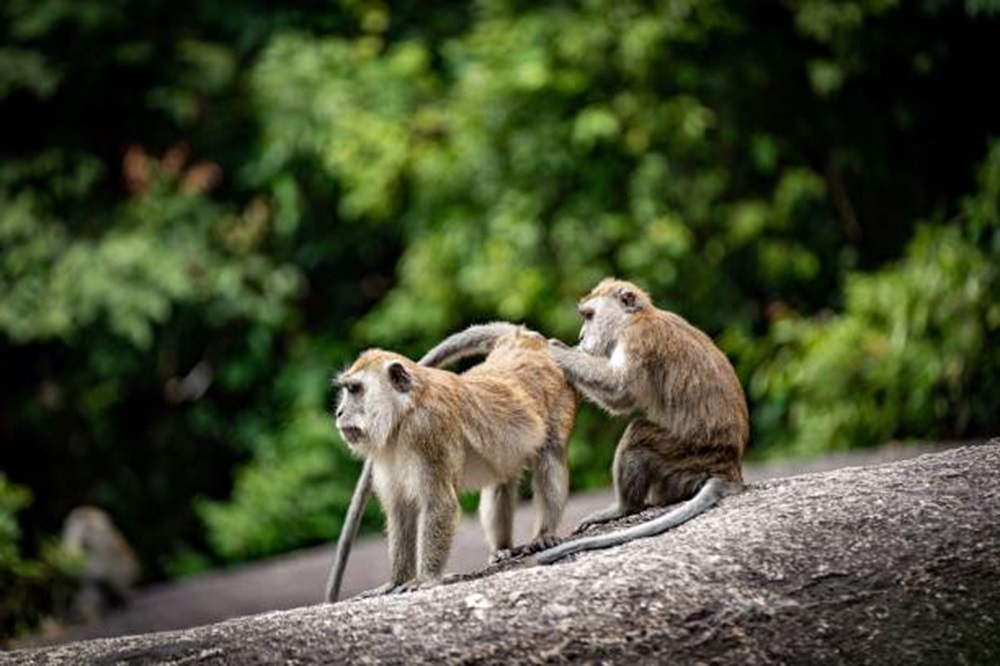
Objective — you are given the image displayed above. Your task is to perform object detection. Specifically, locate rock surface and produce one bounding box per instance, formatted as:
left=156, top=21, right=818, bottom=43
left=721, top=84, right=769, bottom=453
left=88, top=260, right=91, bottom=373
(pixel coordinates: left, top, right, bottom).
left=18, top=439, right=966, bottom=648
left=6, top=442, right=999, bottom=665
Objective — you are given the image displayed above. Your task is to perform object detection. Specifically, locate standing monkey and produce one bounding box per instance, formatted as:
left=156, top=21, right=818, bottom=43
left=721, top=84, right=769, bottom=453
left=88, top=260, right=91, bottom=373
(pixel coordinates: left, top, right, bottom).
left=329, top=324, right=576, bottom=598
left=326, top=324, right=543, bottom=601
left=536, top=278, right=748, bottom=563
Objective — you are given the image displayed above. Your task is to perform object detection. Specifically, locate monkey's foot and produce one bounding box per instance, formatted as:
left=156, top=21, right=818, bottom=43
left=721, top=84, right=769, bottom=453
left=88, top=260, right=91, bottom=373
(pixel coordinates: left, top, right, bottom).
left=489, top=535, right=563, bottom=563
left=489, top=548, right=515, bottom=564
left=392, top=576, right=443, bottom=594
left=572, top=506, right=626, bottom=534
left=355, top=582, right=401, bottom=599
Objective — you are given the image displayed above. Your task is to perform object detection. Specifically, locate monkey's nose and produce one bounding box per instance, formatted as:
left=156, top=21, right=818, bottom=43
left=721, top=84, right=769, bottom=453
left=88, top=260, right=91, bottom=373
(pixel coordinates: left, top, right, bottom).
left=335, top=405, right=344, bottom=418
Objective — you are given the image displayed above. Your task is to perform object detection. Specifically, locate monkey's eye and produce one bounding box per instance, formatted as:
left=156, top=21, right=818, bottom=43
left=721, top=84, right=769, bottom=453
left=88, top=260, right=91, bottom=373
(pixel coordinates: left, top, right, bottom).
left=578, top=306, right=595, bottom=322
left=345, top=382, right=364, bottom=396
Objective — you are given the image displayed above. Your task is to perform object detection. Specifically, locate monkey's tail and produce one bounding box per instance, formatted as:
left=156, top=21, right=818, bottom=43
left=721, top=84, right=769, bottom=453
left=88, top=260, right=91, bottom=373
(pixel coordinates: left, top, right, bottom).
left=418, top=322, right=521, bottom=368
left=535, top=477, right=738, bottom=564
left=325, top=458, right=374, bottom=602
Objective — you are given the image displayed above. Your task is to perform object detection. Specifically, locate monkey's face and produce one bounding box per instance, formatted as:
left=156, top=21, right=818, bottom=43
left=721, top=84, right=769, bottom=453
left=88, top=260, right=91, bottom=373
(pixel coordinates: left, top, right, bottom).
left=577, top=284, right=643, bottom=357
left=576, top=294, right=625, bottom=357
left=335, top=353, right=415, bottom=455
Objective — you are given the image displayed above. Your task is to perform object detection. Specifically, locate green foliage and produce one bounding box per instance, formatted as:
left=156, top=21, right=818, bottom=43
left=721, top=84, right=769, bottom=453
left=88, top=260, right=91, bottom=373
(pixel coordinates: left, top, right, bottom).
left=354, top=0, right=855, bottom=346
left=0, top=185, right=302, bottom=348
left=0, top=0, right=326, bottom=594
left=0, top=476, right=32, bottom=563
left=250, top=34, right=435, bottom=223
left=192, top=345, right=381, bottom=565
left=737, top=144, right=1000, bottom=456
left=0, top=47, right=60, bottom=98
left=0, top=474, right=78, bottom=643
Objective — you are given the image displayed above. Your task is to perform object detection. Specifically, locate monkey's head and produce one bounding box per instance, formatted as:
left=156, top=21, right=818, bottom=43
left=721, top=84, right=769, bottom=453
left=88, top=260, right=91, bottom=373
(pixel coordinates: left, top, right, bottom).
left=576, top=278, right=652, bottom=357
left=62, top=506, right=115, bottom=552
left=62, top=506, right=140, bottom=585
left=335, top=350, right=417, bottom=455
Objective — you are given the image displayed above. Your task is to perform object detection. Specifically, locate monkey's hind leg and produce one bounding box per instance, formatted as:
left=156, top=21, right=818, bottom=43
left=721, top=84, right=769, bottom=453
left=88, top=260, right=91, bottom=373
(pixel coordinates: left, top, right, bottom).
left=527, top=430, right=569, bottom=550
left=490, top=432, right=571, bottom=562
left=480, top=479, right=518, bottom=563
left=573, top=420, right=656, bottom=533
left=538, top=476, right=739, bottom=564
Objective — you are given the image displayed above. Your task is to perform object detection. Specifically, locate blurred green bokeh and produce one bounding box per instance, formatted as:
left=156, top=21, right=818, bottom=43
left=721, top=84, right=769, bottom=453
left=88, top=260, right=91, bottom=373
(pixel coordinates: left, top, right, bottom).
left=1, top=0, right=998, bottom=639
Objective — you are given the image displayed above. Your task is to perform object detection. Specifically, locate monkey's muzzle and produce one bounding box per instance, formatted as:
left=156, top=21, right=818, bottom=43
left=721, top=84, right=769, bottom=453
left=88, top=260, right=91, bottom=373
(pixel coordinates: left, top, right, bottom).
left=338, top=426, right=365, bottom=445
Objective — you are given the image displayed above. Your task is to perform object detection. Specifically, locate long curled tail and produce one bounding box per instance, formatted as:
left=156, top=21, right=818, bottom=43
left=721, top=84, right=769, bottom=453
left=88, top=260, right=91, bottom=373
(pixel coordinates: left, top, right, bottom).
left=418, top=322, right=521, bottom=368
left=536, top=477, right=739, bottom=564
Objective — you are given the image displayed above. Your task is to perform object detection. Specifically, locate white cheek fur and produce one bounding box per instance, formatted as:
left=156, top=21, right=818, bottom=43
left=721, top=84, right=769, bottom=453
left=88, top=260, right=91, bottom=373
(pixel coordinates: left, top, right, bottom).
left=609, top=345, right=628, bottom=370
left=366, top=391, right=412, bottom=448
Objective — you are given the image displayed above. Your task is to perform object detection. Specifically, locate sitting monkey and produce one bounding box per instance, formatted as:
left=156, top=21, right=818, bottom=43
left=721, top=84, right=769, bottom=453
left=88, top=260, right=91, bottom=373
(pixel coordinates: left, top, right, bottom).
left=537, top=278, right=749, bottom=563
left=61, top=505, right=140, bottom=620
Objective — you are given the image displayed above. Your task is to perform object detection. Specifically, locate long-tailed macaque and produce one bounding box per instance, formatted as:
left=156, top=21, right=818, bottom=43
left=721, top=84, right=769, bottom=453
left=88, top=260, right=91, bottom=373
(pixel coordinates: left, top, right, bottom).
left=329, top=324, right=576, bottom=598
left=536, top=278, right=748, bottom=563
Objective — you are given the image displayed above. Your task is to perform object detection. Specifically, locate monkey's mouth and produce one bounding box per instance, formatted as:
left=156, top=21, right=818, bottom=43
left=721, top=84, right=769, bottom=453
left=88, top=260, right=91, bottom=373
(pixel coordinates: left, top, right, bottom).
left=338, top=426, right=365, bottom=444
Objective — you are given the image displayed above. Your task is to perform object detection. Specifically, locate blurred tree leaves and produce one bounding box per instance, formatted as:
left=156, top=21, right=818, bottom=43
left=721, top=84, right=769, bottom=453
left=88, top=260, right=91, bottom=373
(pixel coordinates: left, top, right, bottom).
left=249, top=34, right=435, bottom=222
left=735, top=143, right=1000, bottom=455
left=0, top=473, right=78, bottom=642
left=0, top=177, right=302, bottom=348
left=0, top=0, right=371, bottom=600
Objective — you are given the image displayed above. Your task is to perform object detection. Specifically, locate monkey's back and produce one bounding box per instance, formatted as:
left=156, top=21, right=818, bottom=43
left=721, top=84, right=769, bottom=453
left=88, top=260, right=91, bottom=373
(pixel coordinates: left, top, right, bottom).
left=453, top=334, right=576, bottom=481
left=625, top=309, right=748, bottom=481
left=478, top=333, right=578, bottom=422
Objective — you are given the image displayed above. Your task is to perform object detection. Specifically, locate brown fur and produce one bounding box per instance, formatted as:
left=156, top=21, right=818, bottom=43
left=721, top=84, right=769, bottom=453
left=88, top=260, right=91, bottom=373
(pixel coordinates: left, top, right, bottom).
left=335, top=326, right=576, bottom=594
left=537, top=278, right=748, bottom=563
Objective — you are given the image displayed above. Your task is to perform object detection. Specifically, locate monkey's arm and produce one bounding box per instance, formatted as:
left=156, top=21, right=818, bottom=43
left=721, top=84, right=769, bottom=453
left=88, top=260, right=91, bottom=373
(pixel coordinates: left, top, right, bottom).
left=355, top=493, right=419, bottom=599
left=548, top=345, right=634, bottom=414
left=412, top=484, right=460, bottom=585
left=386, top=497, right=419, bottom=587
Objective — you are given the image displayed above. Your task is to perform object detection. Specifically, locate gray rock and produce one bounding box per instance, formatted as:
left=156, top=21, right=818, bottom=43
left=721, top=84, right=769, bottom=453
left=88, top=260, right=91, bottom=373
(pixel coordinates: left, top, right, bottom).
left=5, top=441, right=999, bottom=665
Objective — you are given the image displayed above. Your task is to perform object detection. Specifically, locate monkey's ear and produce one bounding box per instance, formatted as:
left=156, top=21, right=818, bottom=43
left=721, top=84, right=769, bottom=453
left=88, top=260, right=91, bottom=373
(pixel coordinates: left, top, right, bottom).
left=617, top=288, right=640, bottom=313
left=387, top=362, right=413, bottom=393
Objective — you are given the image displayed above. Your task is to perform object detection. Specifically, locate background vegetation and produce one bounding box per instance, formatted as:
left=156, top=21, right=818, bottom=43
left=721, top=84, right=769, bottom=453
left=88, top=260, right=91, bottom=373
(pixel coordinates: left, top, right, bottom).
left=1, top=0, right=998, bottom=638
